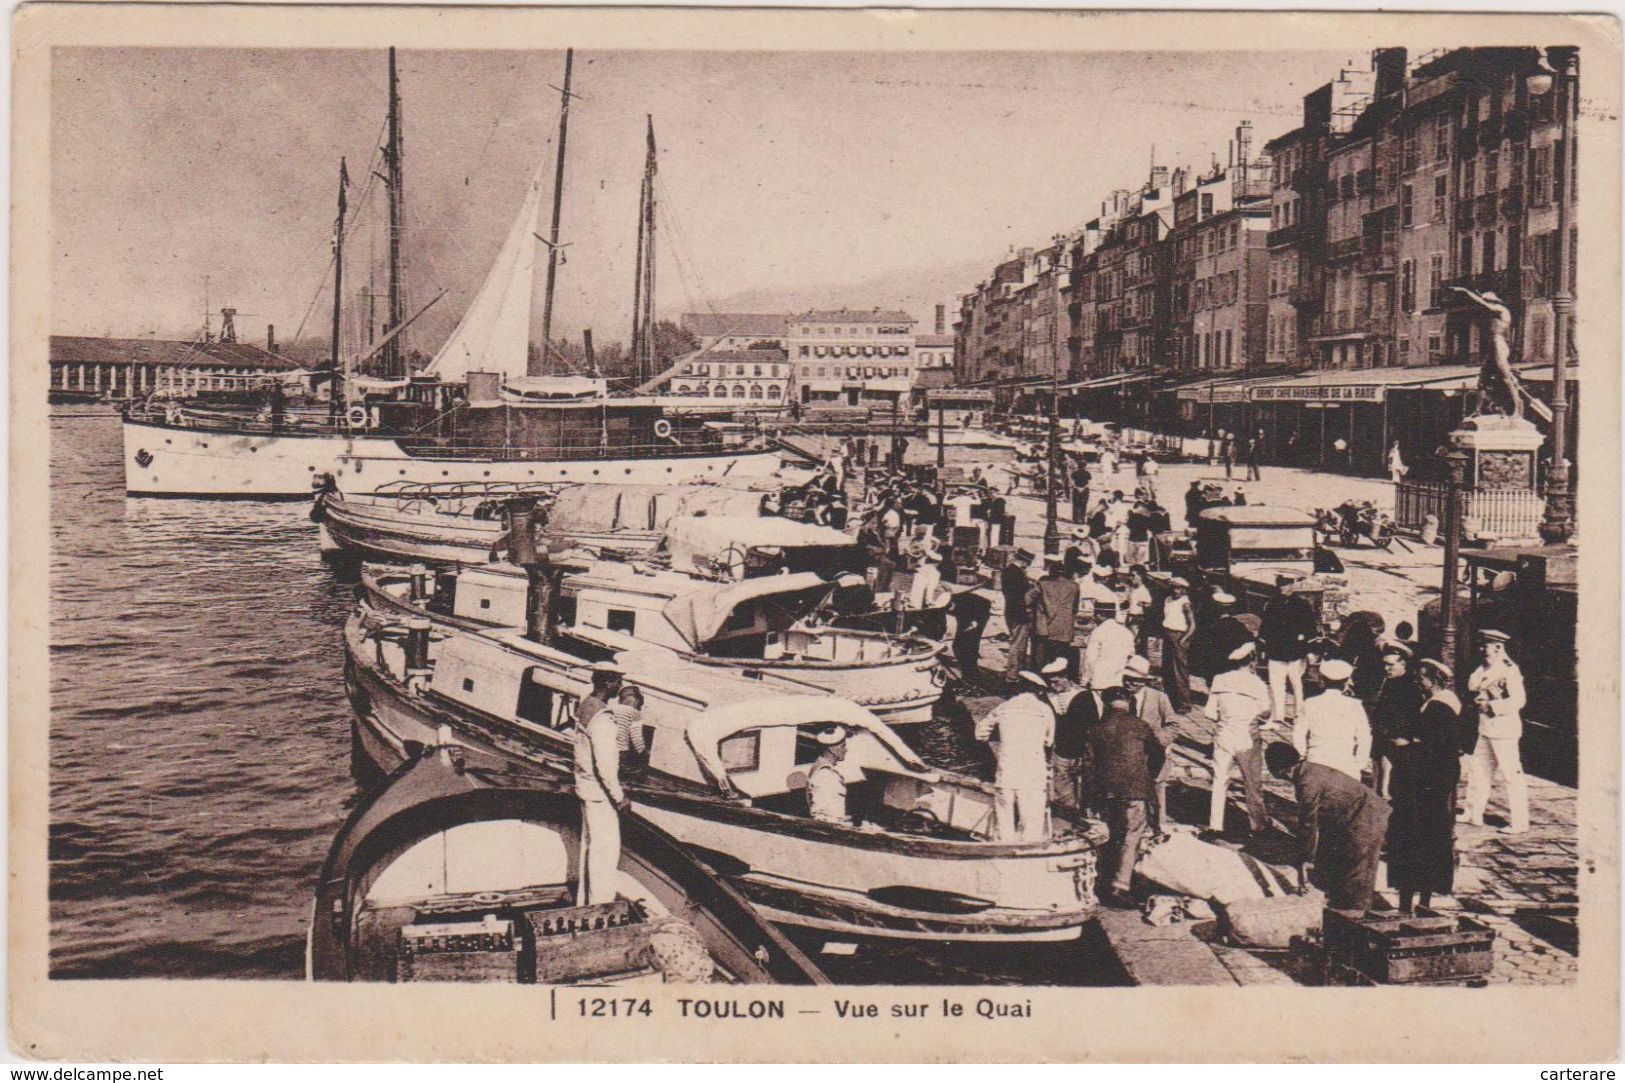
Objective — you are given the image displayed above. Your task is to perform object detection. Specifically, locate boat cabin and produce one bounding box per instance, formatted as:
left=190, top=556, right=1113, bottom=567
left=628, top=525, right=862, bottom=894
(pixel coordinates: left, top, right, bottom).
left=563, top=564, right=902, bottom=664
left=417, top=633, right=989, bottom=838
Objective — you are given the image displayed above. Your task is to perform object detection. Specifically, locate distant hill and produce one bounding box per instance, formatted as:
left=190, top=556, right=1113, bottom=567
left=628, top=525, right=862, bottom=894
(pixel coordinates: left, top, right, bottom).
left=704, top=254, right=1000, bottom=332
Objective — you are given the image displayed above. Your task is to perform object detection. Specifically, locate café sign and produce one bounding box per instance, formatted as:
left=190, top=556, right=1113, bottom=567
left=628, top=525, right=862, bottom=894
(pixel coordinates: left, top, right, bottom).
left=1251, top=383, right=1384, bottom=404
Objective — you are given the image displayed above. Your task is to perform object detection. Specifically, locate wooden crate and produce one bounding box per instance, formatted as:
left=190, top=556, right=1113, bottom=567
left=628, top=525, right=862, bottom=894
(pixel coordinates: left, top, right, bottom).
left=398, top=918, right=522, bottom=983
left=1323, top=907, right=1495, bottom=984
left=524, top=900, right=653, bottom=985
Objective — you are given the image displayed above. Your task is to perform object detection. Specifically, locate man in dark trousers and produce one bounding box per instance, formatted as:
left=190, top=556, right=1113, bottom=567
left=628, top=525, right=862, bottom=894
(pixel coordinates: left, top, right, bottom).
left=1081, top=686, right=1166, bottom=908
left=1053, top=675, right=1100, bottom=816
left=1265, top=741, right=1391, bottom=909
left=1000, top=549, right=1036, bottom=681
left=945, top=580, right=992, bottom=690
left=1184, top=481, right=1206, bottom=530
left=1244, top=431, right=1263, bottom=482
left=1070, top=461, right=1091, bottom=523
left=1260, top=577, right=1320, bottom=725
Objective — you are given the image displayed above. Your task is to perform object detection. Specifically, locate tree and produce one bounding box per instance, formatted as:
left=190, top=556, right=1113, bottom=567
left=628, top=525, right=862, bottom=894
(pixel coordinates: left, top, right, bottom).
left=652, top=320, right=699, bottom=363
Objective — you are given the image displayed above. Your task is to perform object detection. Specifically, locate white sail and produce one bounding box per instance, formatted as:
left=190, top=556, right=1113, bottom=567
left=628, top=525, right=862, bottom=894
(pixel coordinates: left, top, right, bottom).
left=424, top=165, right=547, bottom=384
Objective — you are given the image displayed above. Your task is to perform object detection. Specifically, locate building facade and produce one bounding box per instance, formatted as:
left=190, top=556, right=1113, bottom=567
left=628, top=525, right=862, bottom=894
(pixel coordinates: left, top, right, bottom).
left=666, top=349, right=789, bottom=405
left=787, top=308, right=917, bottom=407
left=49, top=331, right=296, bottom=399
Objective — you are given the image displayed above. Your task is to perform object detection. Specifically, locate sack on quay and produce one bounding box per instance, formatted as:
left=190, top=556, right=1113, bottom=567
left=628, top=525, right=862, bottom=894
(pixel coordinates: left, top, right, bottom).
left=1219, top=890, right=1327, bottom=950
left=1135, top=832, right=1288, bottom=906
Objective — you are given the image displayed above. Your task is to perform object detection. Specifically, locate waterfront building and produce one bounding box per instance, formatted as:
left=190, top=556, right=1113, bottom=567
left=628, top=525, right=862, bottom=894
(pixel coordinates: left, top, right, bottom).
left=50, top=324, right=297, bottom=400
left=665, top=349, right=789, bottom=405
left=786, top=308, right=917, bottom=408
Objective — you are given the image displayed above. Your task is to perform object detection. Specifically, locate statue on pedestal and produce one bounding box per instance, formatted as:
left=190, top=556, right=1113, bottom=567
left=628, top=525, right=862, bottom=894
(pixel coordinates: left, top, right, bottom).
left=1449, top=286, right=1525, bottom=419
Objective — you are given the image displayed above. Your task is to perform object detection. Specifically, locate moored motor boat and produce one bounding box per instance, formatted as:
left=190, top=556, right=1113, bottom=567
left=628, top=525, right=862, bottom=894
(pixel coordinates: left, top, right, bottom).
left=371, top=560, right=944, bottom=726
left=313, top=480, right=799, bottom=568
left=308, top=743, right=826, bottom=984
left=343, top=577, right=1105, bottom=943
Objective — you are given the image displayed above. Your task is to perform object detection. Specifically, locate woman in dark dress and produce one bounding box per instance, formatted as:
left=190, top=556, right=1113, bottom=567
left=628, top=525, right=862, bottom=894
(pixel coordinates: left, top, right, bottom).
left=1386, top=657, right=1462, bottom=912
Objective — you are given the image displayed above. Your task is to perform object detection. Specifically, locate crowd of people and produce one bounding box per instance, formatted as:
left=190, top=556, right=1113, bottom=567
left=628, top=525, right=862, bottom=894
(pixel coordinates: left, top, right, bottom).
left=567, top=423, right=1535, bottom=926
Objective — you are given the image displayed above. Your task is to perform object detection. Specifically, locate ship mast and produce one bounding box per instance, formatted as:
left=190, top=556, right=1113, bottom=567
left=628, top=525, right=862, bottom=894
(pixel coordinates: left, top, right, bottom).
left=534, top=47, right=575, bottom=377
left=329, top=157, right=350, bottom=417
left=382, top=47, right=406, bottom=380
left=631, top=115, right=658, bottom=387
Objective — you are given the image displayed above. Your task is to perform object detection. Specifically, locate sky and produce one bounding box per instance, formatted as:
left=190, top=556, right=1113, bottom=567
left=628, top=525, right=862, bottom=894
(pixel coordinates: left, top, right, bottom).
left=50, top=46, right=1362, bottom=350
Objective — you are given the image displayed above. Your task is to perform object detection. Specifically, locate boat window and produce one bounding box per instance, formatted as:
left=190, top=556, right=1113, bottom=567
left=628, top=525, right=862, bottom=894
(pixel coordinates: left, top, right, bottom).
left=606, top=609, right=637, bottom=634
left=719, top=732, right=760, bottom=773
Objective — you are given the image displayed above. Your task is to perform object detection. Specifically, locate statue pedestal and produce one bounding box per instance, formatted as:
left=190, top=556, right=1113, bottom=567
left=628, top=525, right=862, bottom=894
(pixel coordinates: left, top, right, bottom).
left=1449, top=414, right=1547, bottom=541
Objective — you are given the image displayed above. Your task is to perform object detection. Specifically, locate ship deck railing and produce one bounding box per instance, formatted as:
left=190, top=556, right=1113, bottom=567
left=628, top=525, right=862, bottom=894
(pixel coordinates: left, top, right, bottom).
left=391, top=440, right=754, bottom=461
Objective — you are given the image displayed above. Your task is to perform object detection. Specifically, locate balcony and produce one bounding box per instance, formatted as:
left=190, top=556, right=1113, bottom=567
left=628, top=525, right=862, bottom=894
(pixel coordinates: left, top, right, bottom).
left=1501, top=185, right=1525, bottom=218
left=1475, top=193, right=1500, bottom=226
left=1454, top=199, right=1476, bottom=231
left=1477, top=114, right=1504, bottom=148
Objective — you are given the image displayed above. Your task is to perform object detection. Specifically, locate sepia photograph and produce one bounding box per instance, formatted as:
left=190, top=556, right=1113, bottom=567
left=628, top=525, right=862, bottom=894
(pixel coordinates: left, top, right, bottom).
left=11, top=4, right=1620, bottom=1064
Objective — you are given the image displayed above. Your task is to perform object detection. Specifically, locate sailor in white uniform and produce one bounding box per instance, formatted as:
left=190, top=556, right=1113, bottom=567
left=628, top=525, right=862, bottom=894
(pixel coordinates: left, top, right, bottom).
left=975, top=662, right=1063, bottom=841
left=573, top=662, right=631, bottom=906
left=805, top=725, right=852, bottom=825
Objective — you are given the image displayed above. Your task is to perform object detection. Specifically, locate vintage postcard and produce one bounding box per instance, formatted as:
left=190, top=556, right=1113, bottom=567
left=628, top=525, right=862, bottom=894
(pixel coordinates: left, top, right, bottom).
left=10, top=4, right=1620, bottom=1063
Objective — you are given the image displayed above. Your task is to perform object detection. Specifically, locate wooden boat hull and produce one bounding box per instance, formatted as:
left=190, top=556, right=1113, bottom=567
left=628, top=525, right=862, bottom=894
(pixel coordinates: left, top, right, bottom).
left=333, top=448, right=785, bottom=496
left=343, top=620, right=1101, bottom=944
left=318, top=494, right=512, bottom=565
left=309, top=745, right=826, bottom=984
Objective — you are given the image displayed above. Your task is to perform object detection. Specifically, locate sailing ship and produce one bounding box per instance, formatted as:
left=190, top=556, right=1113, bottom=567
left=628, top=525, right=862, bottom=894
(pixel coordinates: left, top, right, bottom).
left=308, top=743, right=827, bottom=984
left=122, top=49, right=777, bottom=498
left=345, top=566, right=1104, bottom=943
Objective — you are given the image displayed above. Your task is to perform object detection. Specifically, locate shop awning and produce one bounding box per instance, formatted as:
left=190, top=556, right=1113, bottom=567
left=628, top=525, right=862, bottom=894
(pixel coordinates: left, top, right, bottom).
left=1175, top=375, right=1275, bottom=403
left=1248, top=363, right=1488, bottom=404
left=1058, top=371, right=1157, bottom=392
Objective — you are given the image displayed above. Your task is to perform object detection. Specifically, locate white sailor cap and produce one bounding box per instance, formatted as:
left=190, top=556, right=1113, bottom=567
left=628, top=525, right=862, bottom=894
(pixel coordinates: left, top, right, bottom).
left=1320, top=659, right=1354, bottom=681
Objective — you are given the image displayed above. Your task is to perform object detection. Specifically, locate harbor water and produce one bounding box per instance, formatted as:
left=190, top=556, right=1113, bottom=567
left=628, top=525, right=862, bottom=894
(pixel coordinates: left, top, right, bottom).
left=48, top=415, right=1124, bottom=984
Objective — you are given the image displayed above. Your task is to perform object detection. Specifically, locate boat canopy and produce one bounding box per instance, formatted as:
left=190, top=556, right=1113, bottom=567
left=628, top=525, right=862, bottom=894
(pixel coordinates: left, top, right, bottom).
left=662, top=572, right=833, bottom=649
left=664, top=515, right=854, bottom=577
left=500, top=375, right=608, bottom=401
left=684, top=694, right=930, bottom=791
left=545, top=484, right=773, bottom=538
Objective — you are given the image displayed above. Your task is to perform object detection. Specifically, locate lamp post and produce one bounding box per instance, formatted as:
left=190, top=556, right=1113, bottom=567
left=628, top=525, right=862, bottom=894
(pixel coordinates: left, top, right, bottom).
left=1044, top=372, right=1061, bottom=555
left=1439, top=446, right=1470, bottom=677
left=1533, top=48, right=1577, bottom=544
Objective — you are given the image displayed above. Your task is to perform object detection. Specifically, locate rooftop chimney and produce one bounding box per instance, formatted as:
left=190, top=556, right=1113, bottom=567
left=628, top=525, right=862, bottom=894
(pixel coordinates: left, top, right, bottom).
left=1373, top=47, right=1408, bottom=99
left=267, top=324, right=277, bottom=354
left=935, top=305, right=946, bottom=335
